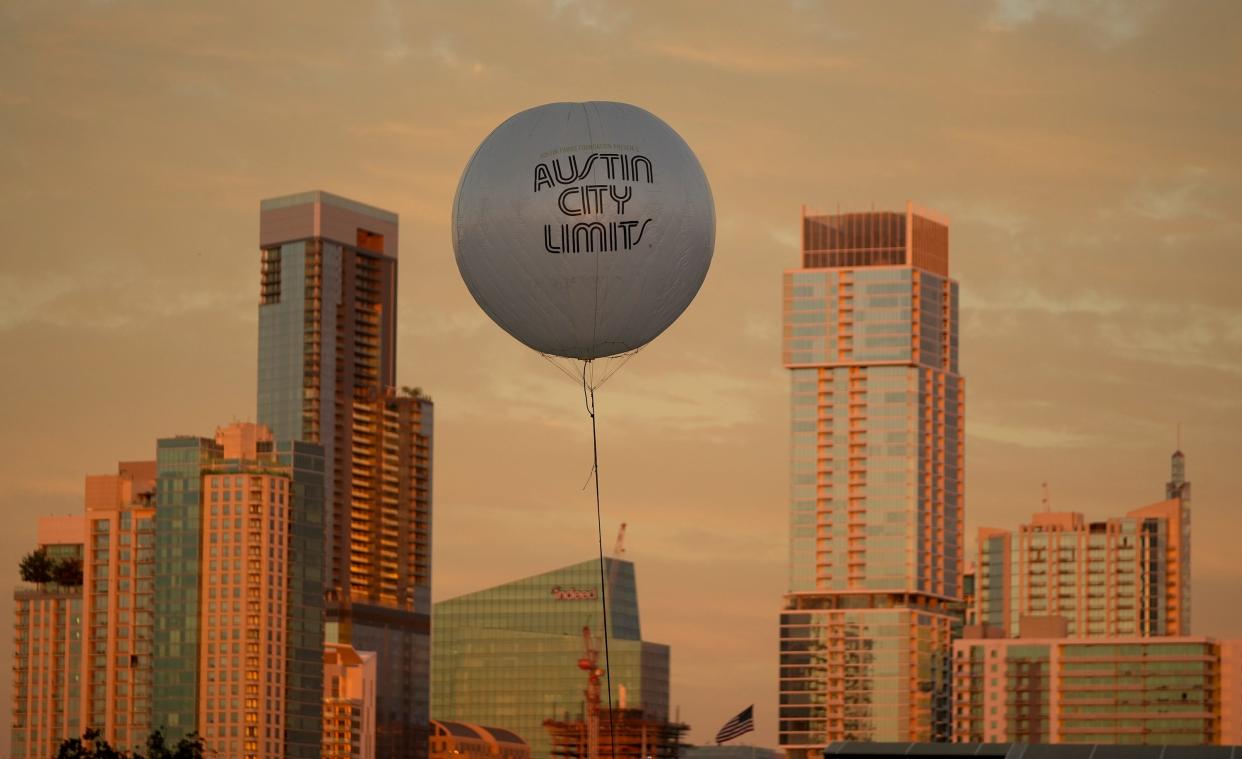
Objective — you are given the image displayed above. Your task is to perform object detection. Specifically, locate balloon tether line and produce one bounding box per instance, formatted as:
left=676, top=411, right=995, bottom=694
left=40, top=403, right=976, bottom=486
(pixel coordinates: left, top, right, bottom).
left=581, top=359, right=616, bottom=759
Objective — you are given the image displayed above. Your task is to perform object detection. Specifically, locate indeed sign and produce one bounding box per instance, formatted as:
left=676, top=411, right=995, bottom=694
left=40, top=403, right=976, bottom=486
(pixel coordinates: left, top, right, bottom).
left=550, top=586, right=597, bottom=601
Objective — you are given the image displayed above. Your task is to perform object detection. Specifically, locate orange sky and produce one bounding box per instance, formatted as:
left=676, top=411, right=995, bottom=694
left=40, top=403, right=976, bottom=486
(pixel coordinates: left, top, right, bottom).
left=2, top=0, right=1240, bottom=750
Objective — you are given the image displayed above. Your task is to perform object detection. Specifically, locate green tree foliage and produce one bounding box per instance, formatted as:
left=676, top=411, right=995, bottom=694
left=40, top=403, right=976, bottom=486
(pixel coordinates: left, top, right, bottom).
left=18, top=548, right=53, bottom=585
left=53, top=728, right=206, bottom=759
left=52, top=556, right=84, bottom=587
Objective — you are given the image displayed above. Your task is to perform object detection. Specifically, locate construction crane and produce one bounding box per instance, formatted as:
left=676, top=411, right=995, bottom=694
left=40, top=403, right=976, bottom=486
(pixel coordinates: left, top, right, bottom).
left=578, top=625, right=602, bottom=759
left=607, top=523, right=626, bottom=604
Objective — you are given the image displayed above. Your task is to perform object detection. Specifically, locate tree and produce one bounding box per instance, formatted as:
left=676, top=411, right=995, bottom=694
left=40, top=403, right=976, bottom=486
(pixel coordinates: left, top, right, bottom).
left=18, top=548, right=53, bottom=585
left=52, top=556, right=84, bottom=587
left=142, top=729, right=205, bottom=759
left=170, top=733, right=206, bottom=759
left=54, top=728, right=126, bottom=759
left=54, top=728, right=206, bottom=759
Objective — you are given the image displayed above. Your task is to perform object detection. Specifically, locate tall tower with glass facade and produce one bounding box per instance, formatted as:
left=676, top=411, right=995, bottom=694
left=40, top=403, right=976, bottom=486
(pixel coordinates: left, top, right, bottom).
left=258, top=191, right=434, bottom=759
left=778, top=203, right=963, bottom=752
left=153, top=423, right=325, bottom=759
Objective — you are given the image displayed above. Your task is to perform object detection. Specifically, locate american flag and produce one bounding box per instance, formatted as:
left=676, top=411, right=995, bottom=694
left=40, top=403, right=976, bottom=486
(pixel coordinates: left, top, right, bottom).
left=714, top=705, right=754, bottom=744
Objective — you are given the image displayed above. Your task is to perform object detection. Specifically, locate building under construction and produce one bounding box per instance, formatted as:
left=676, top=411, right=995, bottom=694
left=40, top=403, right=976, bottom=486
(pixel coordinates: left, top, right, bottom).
left=431, top=555, right=671, bottom=759
left=544, top=708, right=689, bottom=759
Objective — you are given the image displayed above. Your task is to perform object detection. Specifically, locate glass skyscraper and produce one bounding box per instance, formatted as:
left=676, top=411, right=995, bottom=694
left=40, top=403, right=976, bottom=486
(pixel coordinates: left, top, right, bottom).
left=778, top=203, right=964, bottom=751
left=431, top=558, right=670, bottom=759
left=152, top=423, right=325, bottom=759
left=257, top=191, right=434, bottom=758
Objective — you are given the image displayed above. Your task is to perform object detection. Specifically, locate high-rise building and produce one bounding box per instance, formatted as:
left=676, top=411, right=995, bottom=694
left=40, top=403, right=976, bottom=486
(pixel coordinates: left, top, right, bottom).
left=11, top=463, right=158, bottom=759
left=11, top=516, right=85, bottom=759
left=431, top=558, right=671, bottom=759
left=778, top=203, right=964, bottom=751
left=952, top=630, right=1240, bottom=745
left=152, top=422, right=325, bottom=759
left=257, top=190, right=434, bottom=758
left=81, top=462, right=158, bottom=753
left=975, top=499, right=1190, bottom=639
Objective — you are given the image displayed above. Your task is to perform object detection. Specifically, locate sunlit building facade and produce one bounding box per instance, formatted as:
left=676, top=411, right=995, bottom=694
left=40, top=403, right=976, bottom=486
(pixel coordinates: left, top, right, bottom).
left=952, top=633, right=1241, bottom=745
left=11, top=462, right=159, bottom=758
left=779, top=203, right=964, bottom=752
left=81, top=462, right=158, bottom=754
left=324, top=643, right=377, bottom=759
left=431, top=558, right=670, bottom=759
left=258, top=191, right=434, bottom=758
left=975, top=483, right=1190, bottom=639
left=11, top=517, right=85, bottom=759
left=152, top=422, right=325, bottom=759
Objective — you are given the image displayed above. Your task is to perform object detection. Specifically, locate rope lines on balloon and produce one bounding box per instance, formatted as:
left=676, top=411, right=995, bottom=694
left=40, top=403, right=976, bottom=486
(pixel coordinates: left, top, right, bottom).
left=538, top=348, right=643, bottom=392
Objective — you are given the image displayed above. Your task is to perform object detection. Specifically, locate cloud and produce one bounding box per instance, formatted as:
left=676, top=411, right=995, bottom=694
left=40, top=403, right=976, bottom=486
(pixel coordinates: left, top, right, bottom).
left=548, top=0, right=628, bottom=33
left=964, top=285, right=1242, bottom=375
left=401, top=307, right=492, bottom=340
left=1127, top=166, right=1217, bottom=221
left=768, top=226, right=799, bottom=251
left=373, top=0, right=411, bottom=62
left=0, top=272, right=253, bottom=332
left=645, top=40, right=855, bottom=74
left=969, top=420, right=1097, bottom=448
left=963, top=287, right=1126, bottom=316
left=945, top=200, right=1030, bottom=238
left=420, top=34, right=487, bottom=75
left=990, top=0, right=1163, bottom=45
left=1097, top=304, right=1242, bottom=375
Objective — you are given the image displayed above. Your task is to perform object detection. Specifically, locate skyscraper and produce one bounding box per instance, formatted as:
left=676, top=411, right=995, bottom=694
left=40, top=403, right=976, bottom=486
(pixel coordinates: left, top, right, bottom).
left=11, top=464, right=158, bottom=759
left=975, top=500, right=1189, bottom=639
left=778, top=203, right=964, bottom=751
left=153, top=423, right=325, bottom=759
left=81, top=462, right=158, bottom=753
left=257, top=191, right=434, bottom=758
left=973, top=449, right=1191, bottom=639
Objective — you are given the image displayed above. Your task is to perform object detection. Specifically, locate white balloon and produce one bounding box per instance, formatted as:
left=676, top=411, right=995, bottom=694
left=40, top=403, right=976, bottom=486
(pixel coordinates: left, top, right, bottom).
left=453, top=101, right=715, bottom=360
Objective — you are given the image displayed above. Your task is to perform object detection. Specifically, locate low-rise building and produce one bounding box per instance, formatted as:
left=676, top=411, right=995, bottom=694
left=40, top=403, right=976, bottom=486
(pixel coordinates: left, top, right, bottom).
left=429, top=720, right=529, bottom=759
left=323, top=643, right=377, bottom=759
left=952, top=630, right=1241, bottom=745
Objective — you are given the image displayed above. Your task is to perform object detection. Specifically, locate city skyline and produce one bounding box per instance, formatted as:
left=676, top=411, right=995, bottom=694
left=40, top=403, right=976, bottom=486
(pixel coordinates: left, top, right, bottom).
left=2, top=1, right=1241, bottom=751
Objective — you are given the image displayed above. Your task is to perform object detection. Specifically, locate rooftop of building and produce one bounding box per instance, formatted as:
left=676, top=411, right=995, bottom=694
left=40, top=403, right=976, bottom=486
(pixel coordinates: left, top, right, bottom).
left=431, top=719, right=528, bottom=746
left=260, top=189, right=397, bottom=223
